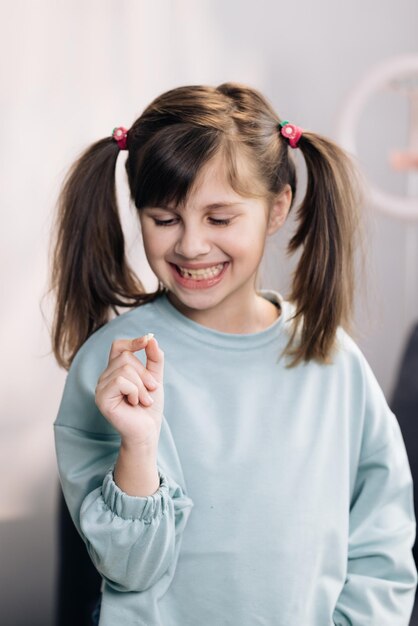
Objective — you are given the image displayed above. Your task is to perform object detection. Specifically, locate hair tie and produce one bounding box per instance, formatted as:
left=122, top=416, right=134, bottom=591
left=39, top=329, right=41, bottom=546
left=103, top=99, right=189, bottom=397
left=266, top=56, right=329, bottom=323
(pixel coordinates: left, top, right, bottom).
left=279, top=120, right=303, bottom=149
left=112, top=126, right=129, bottom=150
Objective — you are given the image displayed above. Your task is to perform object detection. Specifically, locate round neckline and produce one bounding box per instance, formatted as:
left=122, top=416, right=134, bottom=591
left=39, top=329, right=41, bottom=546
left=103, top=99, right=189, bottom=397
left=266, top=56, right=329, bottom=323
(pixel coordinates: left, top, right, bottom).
left=151, top=289, right=292, bottom=350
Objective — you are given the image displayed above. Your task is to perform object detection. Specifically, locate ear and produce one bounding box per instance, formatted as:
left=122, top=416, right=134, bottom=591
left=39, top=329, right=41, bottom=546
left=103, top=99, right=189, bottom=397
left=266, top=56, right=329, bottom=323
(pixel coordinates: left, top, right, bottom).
left=267, top=184, right=292, bottom=235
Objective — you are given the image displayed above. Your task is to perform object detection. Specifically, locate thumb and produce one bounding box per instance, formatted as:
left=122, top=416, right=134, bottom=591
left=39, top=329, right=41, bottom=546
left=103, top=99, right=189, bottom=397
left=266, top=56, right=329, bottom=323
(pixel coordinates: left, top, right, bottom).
left=144, top=336, right=164, bottom=383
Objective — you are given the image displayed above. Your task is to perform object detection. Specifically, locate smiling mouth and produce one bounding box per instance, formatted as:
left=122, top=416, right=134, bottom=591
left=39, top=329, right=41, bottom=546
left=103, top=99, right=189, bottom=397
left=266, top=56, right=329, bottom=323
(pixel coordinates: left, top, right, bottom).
left=173, top=262, right=226, bottom=281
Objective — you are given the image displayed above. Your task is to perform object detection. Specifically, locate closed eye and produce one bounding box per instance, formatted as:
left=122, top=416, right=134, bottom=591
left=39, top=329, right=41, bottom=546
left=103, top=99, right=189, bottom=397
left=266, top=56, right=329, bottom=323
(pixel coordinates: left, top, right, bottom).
left=208, top=217, right=231, bottom=225
left=152, top=217, right=232, bottom=227
left=153, top=218, right=178, bottom=226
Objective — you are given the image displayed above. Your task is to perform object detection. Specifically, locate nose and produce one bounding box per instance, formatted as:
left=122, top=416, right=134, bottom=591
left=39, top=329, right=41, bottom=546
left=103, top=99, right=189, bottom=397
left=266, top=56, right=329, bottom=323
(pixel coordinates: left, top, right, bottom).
left=174, top=222, right=212, bottom=259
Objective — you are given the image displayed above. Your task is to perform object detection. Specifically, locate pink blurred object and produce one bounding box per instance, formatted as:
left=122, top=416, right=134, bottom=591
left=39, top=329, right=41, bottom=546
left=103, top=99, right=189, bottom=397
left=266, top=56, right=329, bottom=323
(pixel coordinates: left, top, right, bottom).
left=389, top=150, right=418, bottom=171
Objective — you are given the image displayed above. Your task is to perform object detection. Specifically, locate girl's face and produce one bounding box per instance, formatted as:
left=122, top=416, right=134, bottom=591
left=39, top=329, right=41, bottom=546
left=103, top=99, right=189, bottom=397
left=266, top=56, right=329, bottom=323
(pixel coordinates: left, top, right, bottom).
left=139, top=152, right=291, bottom=330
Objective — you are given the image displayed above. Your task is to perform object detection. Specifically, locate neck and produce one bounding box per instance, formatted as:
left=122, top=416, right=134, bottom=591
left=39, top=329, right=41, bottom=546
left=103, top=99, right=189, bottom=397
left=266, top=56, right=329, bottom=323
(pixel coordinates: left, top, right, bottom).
left=167, top=290, right=280, bottom=334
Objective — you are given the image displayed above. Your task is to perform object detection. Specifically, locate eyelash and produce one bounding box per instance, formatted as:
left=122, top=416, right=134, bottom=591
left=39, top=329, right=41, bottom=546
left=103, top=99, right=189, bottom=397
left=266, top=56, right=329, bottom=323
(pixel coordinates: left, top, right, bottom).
left=152, top=218, right=231, bottom=227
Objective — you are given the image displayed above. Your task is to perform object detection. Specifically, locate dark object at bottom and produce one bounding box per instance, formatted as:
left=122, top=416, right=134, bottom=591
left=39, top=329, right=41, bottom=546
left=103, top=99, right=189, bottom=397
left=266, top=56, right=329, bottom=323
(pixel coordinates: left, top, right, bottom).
left=390, top=322, right=418, bottom=623
left=391, top=322, right=418, bottom=565
left=55, top=486, right=102, bottom=626
left=90, top=596, right=102, bottom=626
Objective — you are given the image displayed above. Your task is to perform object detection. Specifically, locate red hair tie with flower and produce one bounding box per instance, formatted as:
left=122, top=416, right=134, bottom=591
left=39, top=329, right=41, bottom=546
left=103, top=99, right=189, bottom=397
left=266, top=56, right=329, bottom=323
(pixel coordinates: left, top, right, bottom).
left=112, top=126, right=129, bottom=150
left=279, top=121, right=303, bottom=149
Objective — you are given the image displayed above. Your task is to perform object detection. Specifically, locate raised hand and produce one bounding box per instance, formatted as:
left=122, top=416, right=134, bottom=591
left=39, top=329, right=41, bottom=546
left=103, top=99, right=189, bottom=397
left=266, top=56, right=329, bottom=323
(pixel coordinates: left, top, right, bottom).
left=95, top=334, right=164, bottom=452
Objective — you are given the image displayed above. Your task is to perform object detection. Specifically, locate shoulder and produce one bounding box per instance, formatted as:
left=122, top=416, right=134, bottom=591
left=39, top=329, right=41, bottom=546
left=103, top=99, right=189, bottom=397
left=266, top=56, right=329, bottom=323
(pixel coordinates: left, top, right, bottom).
left=281, top=296, right=369, bottom=379
left=334, top=326, right=382, bottom=393
left=334, top=326, right=401, bottom=459
left=280, top=300, right=400, bottom=459
left=334, top=325, right=391, bottom=418
left=281, top=294, right=376, bottom=381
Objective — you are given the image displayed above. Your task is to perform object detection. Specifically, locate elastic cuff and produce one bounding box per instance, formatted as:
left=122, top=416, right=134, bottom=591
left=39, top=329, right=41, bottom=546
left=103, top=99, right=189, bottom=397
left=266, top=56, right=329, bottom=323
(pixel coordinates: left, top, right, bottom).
left=101, top=466, right=170, bottom=522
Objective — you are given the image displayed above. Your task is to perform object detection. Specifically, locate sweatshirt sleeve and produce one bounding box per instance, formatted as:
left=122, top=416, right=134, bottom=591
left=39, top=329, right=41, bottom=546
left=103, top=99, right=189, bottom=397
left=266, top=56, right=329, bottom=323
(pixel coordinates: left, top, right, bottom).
left=333, top=354, right=417, bottom=625
left=53, top=336, right=194, bottom=593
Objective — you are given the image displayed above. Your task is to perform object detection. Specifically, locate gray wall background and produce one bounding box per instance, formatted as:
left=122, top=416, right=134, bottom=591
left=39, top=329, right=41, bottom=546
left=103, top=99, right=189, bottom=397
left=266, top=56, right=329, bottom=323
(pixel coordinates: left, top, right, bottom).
left=1, top=1, right=417, bottom=624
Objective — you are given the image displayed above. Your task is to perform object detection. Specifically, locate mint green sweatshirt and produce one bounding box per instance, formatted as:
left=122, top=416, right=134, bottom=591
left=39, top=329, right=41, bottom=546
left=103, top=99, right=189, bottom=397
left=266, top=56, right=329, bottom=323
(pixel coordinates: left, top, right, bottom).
left=54, top=290, right=417, bottom=625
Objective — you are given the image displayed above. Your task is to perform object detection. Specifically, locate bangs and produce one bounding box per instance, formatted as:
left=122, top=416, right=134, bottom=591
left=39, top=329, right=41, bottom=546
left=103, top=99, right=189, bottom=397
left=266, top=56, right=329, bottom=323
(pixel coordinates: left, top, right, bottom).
left=130, top=124, right=267, bottom=212
left=132, top=124, right=221, bottom=210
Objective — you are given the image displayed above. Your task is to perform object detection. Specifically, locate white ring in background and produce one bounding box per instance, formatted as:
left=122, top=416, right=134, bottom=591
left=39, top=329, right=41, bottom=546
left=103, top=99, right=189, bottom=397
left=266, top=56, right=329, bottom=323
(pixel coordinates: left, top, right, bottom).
left=336, top=54, right=418, bottom=221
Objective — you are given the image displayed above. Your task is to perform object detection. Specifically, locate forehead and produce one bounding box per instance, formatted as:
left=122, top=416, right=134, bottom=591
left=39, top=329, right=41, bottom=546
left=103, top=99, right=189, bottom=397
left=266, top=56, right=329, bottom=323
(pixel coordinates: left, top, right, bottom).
left=177, top=149, right=265, bottom=210
left=185, top=153, right=238, bottom=204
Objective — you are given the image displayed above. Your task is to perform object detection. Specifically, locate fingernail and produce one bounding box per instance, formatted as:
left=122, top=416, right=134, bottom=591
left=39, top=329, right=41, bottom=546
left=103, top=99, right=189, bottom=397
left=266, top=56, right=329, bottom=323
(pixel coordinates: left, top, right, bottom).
left=144, top=333, right=154, bottom=341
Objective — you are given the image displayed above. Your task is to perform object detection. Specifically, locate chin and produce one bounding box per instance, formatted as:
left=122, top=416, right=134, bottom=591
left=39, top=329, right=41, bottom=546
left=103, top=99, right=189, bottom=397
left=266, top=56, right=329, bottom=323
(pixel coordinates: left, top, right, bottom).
left=173, top=290, right=220, bottom=307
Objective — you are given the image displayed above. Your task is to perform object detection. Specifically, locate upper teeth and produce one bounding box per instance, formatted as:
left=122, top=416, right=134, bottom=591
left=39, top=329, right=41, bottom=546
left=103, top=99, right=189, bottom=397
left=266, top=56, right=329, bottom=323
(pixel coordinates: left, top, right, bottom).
left=178, top=263, right=224, bottom=279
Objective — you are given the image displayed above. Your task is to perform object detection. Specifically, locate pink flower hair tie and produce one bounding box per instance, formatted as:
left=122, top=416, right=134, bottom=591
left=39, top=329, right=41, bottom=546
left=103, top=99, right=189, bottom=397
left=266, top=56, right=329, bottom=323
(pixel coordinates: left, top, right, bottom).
left=279, top=121, right=303, bottom=149
left=112, top=126, right=129, bottom=150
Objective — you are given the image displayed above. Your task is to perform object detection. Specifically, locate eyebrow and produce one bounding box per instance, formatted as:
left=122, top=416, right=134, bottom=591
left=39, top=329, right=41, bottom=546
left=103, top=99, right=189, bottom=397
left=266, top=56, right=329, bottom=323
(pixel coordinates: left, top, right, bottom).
left=147, top=202, right=243, bottom=212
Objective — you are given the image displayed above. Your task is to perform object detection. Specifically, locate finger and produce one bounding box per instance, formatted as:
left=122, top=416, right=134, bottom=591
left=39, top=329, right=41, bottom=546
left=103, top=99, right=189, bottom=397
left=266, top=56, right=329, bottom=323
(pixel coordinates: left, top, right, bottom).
left=144, top=336, right=164, bottom=383
left=101, top=375, right=154, bottom=407
left=109, top=334, right=154, bottom=363
left=99, top=354, right=159, bottom=390
left=99, top=364, right=156, bottom=398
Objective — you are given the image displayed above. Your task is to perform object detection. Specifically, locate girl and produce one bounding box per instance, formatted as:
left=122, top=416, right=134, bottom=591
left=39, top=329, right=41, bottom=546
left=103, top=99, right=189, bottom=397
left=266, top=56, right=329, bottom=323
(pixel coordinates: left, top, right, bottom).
left=50, top=83, right=417, bottom=626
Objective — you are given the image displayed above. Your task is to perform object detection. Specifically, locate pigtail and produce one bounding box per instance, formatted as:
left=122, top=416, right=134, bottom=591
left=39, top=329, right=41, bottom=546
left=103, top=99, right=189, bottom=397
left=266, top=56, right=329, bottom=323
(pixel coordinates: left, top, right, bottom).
left=49, top=138, right=159, bottom=370
left=284, top=132, right=363, bottom=366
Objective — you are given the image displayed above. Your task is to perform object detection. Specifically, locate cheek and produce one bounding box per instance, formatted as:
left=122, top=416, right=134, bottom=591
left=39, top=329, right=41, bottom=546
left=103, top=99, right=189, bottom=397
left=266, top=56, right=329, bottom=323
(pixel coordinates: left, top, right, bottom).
left=141, top=227, right=170, bottom=260
left=231, top=223, right=268, bottom=255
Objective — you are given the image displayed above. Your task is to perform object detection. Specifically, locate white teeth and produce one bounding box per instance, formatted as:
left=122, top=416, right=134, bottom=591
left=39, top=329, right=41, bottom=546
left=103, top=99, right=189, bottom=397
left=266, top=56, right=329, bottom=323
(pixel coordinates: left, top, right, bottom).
left=177, top=263, right=225, bottom=280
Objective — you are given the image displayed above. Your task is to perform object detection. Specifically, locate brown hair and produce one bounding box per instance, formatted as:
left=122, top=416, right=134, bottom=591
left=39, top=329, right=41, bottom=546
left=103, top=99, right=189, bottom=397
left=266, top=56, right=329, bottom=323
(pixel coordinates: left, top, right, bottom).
left=47, top=82, right=364, bottom=370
